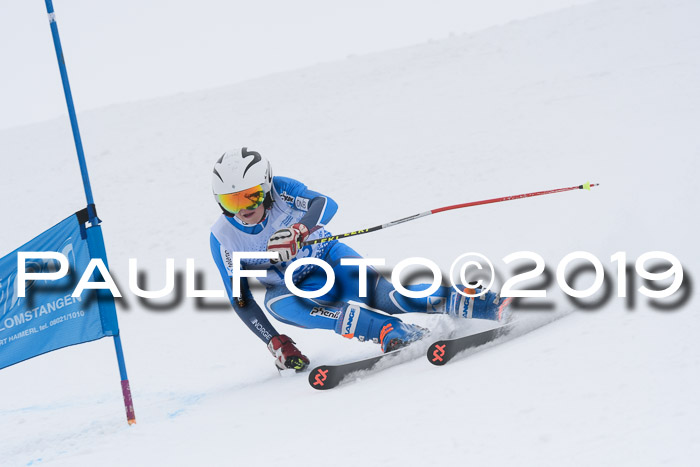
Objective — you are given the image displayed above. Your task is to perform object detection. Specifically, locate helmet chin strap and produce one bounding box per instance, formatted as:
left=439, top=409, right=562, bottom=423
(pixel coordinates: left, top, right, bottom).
left=262, top=191, right=274, bottom=210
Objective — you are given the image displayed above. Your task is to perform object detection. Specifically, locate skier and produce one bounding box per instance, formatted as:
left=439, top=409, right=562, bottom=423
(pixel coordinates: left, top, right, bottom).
left=210, top=147, right=509, bottom=371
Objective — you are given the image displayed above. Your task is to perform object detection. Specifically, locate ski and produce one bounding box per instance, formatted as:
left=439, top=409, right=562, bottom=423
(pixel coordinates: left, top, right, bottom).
left=309, top=322, right=515, bottom=389
left=427, top=322, right=516, bottom=366
left=310, top=314, right=564, bottom=388
left=308, top=346, right=413, bottom=390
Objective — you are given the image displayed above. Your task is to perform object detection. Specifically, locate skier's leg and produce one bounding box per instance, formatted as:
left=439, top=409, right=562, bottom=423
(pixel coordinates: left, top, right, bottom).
left=321, top=241, right=510, bottom=322
left=264, top=260, right=425, bottom=352
left=264, top=284, right=339, bottom=331
left=366, top=278, right=452, bottom=315
left=360, top=267, right=510, bottom=321
left=318, top=241, right=449, bottom=314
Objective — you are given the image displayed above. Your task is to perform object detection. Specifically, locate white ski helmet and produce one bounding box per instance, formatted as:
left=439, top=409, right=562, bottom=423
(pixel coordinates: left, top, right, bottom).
left=212, top=147, right=273, bottom=214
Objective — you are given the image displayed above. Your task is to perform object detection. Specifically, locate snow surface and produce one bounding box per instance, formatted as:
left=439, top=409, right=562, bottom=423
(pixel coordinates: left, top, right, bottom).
left=0, top=0, right=598, bottom=130
left=1, top=0, right=699, bottom=465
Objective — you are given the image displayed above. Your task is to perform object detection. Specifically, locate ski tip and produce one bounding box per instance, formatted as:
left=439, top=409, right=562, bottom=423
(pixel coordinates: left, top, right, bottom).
left=308, top=366, right=332, bottom=390
left=427, top=341, right=449, bottom=366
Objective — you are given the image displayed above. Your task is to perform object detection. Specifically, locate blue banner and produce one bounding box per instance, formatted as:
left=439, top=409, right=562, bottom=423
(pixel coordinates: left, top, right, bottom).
left=0, top=212, right=119, bottom=369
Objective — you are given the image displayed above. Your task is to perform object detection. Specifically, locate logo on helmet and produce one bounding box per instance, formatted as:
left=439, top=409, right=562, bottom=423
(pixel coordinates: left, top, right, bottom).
left=241, top=147, right=262, bottom=178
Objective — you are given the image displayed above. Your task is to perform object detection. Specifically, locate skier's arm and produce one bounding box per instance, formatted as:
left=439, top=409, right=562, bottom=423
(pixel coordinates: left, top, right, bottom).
left=210, top=233, right=280, bottom=344
left=273, top=176, right=338, bottom=229
left=267, top=178, right=339, bottom=262
left=296, top=188, right=338, bottom=230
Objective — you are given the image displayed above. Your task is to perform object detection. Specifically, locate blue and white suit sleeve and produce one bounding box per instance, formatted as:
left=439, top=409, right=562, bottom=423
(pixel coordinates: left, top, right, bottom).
left=273, top=176, right=338, bottom=229
left=210, top=233, right=280, bottom=344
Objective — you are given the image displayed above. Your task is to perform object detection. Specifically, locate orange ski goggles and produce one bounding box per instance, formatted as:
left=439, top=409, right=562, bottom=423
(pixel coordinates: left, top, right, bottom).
left=217, top=185, right=266, bottom=214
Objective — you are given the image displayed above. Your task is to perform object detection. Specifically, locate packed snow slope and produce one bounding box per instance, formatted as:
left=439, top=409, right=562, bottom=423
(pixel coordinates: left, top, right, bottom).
left=1, top=0, right=699, bottom=465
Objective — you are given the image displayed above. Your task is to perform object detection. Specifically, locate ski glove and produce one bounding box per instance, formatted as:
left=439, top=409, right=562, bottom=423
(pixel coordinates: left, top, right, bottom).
left=268, top=334, right=310, bottom=371
left=267, top=223, right=309, bottom=263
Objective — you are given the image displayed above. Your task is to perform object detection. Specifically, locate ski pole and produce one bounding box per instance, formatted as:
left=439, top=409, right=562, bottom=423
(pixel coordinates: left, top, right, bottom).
left=302, top=182, right=598, bottom=246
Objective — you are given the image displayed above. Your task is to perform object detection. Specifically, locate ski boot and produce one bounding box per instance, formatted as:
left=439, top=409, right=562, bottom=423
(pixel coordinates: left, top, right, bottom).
left=335, top=304, right=427, bottom=353
left=447, top=286, right=513, bottom=323
left=379, top=321, right=428, bottom=352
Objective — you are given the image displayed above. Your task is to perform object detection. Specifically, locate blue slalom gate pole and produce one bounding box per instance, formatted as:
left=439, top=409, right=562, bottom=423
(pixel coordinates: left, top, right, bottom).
left=44, top=0, right=136, bottom=425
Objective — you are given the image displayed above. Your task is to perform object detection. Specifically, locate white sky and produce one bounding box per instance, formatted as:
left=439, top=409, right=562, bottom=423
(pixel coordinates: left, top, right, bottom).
left=0, top=0, right=596, bottom=130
